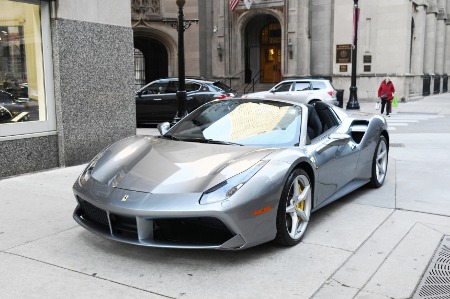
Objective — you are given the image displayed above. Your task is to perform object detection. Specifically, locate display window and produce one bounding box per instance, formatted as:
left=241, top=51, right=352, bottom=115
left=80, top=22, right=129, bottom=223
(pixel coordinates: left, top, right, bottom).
left=0, top=0, right=55, bottom=138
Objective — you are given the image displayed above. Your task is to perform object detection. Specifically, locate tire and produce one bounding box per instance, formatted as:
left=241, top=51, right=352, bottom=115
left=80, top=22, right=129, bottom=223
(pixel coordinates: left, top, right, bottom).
left=370, top=136, right=388, bottom=188
left=274, top=168, right=312, bottom=246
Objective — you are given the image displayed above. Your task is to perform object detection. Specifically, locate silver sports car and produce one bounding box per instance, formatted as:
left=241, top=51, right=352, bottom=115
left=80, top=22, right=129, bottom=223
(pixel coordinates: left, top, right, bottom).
left=73, top=98, right=389, bottom=250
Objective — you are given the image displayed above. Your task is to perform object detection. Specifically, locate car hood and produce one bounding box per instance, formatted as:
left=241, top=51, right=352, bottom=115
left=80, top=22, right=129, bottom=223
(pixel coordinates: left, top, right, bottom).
left=91, top=135, right=276, bottom=193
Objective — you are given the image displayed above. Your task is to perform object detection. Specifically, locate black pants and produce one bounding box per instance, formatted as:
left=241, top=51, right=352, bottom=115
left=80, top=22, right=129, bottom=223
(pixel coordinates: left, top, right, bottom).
left=381, top=99, right=391, bottom=115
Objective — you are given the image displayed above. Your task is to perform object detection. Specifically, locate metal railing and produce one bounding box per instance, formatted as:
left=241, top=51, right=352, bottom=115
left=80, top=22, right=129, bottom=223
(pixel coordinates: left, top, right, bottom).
left=243, top=69, right=262, bottom=94
left=224, top=70, right=245, bottom=90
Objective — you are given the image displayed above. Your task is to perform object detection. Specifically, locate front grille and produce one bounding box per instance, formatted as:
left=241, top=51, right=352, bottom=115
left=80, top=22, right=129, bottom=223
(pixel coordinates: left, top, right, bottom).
left=76, top=197, right=235, bottom=247
left=77, top=196, right=109, bottom=229
left=153, top=217, right=235, bottom=246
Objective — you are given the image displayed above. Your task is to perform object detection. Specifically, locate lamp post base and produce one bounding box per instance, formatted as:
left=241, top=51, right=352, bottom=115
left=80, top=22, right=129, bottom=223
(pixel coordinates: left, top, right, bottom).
left=346, top=86, right=360, bottom=110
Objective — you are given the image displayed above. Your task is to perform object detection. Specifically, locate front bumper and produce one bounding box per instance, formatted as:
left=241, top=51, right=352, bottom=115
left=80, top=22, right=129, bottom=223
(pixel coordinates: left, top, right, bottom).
left=74, top=195, right=246, bottom=250
left=72, top=176, right=281, bottom=250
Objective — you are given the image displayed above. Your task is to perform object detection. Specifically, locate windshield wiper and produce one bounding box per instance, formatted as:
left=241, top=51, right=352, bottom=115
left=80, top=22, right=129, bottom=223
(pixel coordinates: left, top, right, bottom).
left=205, top=139, right=242, bottom=146
left=173, top=137, right=242, bottom=146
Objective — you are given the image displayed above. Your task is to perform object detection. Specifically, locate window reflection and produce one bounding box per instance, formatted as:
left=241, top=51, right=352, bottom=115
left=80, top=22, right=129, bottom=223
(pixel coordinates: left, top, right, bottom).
left=0, top=0, right=44, bottom=124
left=171, top=100, right=303, bottom=147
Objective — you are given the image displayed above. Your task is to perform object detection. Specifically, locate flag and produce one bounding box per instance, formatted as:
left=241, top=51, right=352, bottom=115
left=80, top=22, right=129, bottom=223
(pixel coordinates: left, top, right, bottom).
left=244, top=0, right=253, bottom=9
left=229, top=0, right=239, bottom=11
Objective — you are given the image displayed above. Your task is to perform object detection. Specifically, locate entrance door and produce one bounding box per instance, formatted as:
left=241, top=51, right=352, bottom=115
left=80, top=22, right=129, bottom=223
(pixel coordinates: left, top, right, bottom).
left=260, top=22, right=282, bottom=84
left=261, top=46, right=281, bottom=83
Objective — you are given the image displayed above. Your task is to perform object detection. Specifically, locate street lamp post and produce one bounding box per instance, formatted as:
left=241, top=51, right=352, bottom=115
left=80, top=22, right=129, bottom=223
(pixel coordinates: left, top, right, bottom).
left=175, top=0, right=187, bottom=123
left=164, top=0, right=198, bottom=123
left=346, top=0, right=360, bottom=110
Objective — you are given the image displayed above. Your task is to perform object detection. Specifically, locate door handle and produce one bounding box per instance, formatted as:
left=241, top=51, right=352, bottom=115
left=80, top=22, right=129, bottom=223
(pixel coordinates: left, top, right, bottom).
left=153, top=98, right=162, bottom=101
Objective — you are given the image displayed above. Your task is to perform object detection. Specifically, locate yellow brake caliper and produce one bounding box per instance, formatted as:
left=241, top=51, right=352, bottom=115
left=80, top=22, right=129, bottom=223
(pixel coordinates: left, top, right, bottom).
left=295, top=183, right=304, bottom=222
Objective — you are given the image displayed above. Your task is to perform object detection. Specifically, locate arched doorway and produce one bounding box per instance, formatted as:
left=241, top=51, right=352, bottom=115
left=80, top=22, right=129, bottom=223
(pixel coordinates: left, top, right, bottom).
left=244, top=15, right=281, bottom=84
left=134, top=37, right=168, bottom=86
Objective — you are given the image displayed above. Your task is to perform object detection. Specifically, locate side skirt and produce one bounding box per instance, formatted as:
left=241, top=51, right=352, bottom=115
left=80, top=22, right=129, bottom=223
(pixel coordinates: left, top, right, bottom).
left=312, top=179, right=370, bottom=212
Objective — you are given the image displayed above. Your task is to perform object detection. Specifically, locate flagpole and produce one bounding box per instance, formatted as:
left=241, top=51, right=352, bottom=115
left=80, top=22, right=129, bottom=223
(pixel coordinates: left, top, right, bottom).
left=346, top=0, right=360, bottom=110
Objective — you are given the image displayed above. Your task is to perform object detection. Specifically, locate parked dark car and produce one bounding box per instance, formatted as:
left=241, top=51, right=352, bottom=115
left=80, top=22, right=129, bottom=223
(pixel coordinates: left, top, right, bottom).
left=135, top=78, right=236, bottom=125
left=0, top=104, right=29, bottom=123
left=0, top=90, right=31, bottom=123
left=0, top=89, right=16, bottom=103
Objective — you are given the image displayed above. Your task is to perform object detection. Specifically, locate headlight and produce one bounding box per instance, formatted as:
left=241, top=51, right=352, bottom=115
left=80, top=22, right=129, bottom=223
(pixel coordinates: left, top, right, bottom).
left=200, top=160, right=268, bottom=205
left=78, top=152, right=104, bottom=186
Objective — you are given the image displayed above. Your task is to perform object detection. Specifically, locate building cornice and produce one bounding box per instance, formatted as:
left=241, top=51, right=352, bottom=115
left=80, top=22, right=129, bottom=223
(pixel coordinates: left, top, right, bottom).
left=426, top=0, right=438, bottom=14
left=437, top=9, right=447, bottom=20
left=412, top=0, right=428, bottom=6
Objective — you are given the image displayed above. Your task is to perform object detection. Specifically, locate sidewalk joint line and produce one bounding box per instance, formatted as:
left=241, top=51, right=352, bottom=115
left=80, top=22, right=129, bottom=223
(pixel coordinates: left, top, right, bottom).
left=353, top=221, right=427, bottom=298
left=3, top=251, right=176, bottom=299
left=311, top=209, right=396, bottom=298
left=1, top=225, right=80, bottom=253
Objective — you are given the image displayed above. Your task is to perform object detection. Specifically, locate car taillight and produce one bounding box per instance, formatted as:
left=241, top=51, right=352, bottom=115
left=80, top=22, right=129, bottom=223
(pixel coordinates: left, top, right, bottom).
left=328, top=90, right=335, bottom=96
left=216, top=93, right=235, bottom=100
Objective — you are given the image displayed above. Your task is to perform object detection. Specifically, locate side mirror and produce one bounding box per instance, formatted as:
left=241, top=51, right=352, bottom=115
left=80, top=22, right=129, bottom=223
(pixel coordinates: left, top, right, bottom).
left=157, top=122, right=171, bottom=135
left=316, top=133, right=351, bottom=154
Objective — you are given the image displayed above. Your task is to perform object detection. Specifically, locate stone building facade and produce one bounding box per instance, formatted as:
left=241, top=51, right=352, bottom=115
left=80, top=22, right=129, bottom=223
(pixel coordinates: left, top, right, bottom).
left=1, top=0, right=135, bottom=178
left=1, top=0, right=449, bottom=178
left=133, top=0, right=450, bottom=102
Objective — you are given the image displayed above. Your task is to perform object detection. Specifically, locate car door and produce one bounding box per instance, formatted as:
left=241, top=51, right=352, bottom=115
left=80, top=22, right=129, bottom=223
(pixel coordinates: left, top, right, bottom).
left=136, top=81, right=178, bottom=123
left=284, top=81, right=313, bottom=103
left=306, top=103, right=359, bottom=203
left=268, top=81, right=295, bottom=100
left=185, top=81, right=205, bottom=112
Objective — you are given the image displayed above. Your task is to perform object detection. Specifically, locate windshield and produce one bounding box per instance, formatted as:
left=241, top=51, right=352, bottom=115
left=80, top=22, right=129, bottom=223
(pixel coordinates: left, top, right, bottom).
left=165, top=99, right=302, bottom=147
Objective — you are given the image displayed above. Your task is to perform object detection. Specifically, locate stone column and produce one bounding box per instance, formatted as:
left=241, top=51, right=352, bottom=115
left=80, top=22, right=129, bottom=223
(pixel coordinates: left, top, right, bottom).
left=434, top=2, right=446, bottom=93
left=411, top=5, right=427, bottom=75
left=310, top=0, right=333, bottom=76
left=445, top=1, right=450, bottom=76
left=424, top=2, right=438, bottom=75
left=435, top=8, right=446, bottom=75
left=296, top=0, right=311, bottom=75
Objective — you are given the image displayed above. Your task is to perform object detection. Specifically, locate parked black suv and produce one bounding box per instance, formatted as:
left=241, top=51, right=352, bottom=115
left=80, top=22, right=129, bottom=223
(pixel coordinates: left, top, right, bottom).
left=136, top=78, right=236, bottom=124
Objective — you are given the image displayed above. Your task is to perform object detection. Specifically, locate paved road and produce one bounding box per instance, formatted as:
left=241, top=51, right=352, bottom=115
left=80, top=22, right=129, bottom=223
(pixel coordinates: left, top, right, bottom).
left=1, top=94, right=450, bottom=298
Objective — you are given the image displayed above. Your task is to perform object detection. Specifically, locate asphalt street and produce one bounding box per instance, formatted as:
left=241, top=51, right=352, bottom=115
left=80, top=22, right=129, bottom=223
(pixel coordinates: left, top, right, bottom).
left=1, top=93, right=450, bottom=298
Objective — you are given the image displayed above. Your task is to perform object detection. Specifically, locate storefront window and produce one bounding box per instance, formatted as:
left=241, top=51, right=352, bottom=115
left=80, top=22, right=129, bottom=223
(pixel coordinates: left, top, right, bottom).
left=0, top=0, right=54, bottom=137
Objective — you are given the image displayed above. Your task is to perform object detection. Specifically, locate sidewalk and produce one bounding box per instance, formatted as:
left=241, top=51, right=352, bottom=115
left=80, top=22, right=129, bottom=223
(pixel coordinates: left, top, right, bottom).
left=1, top=93, right=450, bottom=298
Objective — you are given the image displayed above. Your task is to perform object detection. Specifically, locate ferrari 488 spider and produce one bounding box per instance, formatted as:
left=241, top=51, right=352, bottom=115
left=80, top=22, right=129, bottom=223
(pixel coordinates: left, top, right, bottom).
left=73, top=98, right=389, bottom=250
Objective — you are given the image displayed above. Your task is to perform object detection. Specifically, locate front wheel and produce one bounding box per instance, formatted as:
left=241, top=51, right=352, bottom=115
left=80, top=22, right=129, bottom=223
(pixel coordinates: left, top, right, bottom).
left=274, top=169, right=312, bottom=246
left=370, top=136, right=388, bottom=188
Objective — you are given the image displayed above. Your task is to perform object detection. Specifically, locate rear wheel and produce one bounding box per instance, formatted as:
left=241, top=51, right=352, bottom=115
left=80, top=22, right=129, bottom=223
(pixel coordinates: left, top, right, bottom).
left=275, top=169, right=312, bottom=246
left=370, top=136, right=388, bottom=188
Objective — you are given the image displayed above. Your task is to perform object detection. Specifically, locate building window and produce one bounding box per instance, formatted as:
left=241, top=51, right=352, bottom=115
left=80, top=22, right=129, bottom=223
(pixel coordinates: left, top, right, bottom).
left=261, top=23, right=281, bottom=45
left=134, top=48, right=145, bottom=89
left=0, top=0, right=55, bottom=138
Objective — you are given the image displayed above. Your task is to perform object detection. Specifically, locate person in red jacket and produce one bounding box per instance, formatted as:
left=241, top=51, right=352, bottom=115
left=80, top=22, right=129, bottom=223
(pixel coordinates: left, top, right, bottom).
left=378, top=77, right=396, bottom=116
